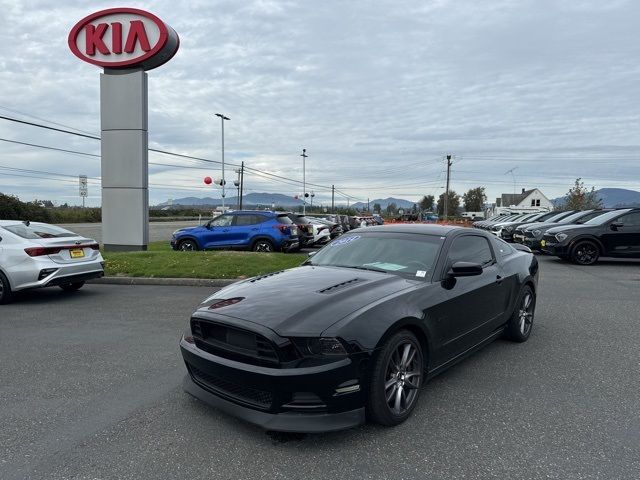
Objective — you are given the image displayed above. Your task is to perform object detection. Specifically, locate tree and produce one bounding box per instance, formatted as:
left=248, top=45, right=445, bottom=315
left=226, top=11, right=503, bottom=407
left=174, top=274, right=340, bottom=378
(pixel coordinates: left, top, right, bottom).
left=419, top=195, right=434, bottom=211
left=437, top=191, right=460, bottom=217
left=373, top=203, right=381, bottom=213
left=560, top=178, right=602, bottom=210
left=462, top=187, right=486, bottom=212
left=385, top=202, right=398, bottom=215
left=412, top=203, right=418, bottom=213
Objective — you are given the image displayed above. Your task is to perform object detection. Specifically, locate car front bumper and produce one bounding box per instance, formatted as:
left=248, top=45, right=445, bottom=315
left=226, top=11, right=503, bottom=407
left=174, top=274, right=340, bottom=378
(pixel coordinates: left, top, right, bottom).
left=180, top=338, right=367, bottom=432
left=522, top=237, right=543, bottom=250
left=540, top=239, right=570, bottom=256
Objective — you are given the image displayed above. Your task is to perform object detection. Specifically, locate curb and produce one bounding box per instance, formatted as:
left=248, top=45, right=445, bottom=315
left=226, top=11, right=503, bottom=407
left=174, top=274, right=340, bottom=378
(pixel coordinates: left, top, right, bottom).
left=88, top=277, right=239, bottom=287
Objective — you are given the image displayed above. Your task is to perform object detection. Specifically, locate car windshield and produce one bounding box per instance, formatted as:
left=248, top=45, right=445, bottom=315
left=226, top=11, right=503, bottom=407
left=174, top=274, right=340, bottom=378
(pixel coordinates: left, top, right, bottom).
left=546, top=212, right=572, bottom=222
left=3, top=223, right=77, bottom=239
left=557, top=210, right=592, bottom=224
left=307, top=232, right=443, bottom=278
left=584, top=209, right=631, bottom=225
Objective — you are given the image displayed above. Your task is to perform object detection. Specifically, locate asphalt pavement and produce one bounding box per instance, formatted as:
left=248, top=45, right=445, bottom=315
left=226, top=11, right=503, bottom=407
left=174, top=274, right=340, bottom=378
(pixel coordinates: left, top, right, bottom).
left=56, top=221, right=199, bottom=244
left=1, top=256, right=639, bottom=479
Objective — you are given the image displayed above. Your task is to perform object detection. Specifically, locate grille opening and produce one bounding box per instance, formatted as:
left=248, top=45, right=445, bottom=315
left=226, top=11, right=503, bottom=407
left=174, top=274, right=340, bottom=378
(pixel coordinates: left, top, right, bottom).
left=188, top=364, right=274, bottom=410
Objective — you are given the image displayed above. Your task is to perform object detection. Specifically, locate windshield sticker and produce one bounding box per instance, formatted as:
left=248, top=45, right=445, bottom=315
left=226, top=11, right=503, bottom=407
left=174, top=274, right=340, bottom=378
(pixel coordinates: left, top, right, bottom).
left=416, top=270, right=427, bottom=277
left=330, top=235, right=361, bottom=246
left=363, top=262, right=406, bottom=271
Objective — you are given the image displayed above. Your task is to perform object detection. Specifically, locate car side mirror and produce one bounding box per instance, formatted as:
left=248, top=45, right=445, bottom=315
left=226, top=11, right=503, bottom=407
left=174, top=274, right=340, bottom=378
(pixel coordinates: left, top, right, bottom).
left=448, top=261, right=483, bottom=277
left=610, top=222, right=623, bottom=231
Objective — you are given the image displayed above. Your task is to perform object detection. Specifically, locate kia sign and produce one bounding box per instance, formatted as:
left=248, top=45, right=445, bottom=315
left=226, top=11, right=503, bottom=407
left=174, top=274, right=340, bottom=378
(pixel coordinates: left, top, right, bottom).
left=68, top=8, right=179, bottom=70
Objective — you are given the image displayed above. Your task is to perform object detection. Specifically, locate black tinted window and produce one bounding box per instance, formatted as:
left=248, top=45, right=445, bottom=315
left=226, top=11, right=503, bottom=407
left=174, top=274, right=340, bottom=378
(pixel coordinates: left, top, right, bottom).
left=449, top=235, right=493, bottom=265
left=235, top=214, right=267, bottom=226
left=277, top=215, right=293, bottom=224
left=617, top=212, right=640, bottom=226
left=490, top=236, right=515, bottom=257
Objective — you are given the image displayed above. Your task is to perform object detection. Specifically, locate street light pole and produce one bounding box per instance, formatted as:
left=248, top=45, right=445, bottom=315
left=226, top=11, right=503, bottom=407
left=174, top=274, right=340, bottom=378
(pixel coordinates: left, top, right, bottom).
left=301, top=148, right=308, bottom=215
left=215, top=113, right=230, bottom=210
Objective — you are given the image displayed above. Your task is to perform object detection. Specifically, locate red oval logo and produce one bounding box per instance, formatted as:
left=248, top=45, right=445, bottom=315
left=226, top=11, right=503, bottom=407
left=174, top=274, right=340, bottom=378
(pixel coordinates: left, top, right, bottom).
left=68, top=8, right=179, bottom=70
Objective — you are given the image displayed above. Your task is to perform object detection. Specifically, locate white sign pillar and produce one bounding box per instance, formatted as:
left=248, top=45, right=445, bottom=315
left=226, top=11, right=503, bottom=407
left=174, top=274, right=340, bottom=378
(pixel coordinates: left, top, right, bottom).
left=100, top=68, right=149, bottom=251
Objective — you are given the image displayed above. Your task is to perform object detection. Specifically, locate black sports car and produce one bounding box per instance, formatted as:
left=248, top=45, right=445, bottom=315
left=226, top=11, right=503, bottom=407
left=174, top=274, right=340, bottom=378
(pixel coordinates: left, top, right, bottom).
left=180, top=225, right=539, bottom=432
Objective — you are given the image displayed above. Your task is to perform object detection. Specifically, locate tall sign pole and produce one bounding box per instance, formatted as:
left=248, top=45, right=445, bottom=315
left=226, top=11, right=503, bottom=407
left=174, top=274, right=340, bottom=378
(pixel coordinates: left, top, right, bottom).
left=444, top=154, right=452, bottom=220
left=68, top=8, right=179, bottom=251
left=79, top=175, right=88, bottom=208
left=301, top=149, right=307, bottom=215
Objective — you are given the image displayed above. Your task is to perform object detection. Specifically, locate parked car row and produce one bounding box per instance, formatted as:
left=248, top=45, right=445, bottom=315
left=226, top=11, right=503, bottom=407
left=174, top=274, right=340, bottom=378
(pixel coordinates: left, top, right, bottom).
left=474, top=208, right=640, bottom=265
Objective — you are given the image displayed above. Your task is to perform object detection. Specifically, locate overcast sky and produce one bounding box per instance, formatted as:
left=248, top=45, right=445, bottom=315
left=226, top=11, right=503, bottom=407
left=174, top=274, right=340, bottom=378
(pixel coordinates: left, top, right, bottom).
left=0, top=0, right=639, bottom=207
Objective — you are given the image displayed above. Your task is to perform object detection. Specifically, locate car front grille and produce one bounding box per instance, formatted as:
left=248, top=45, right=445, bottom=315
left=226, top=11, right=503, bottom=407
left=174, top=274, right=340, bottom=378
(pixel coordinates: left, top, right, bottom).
left=188, top=364, right=274, bottom=409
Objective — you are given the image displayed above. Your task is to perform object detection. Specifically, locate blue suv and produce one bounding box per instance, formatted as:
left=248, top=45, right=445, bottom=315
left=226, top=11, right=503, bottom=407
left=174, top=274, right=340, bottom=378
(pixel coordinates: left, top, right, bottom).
left=170, top=211, right=300, bottom=253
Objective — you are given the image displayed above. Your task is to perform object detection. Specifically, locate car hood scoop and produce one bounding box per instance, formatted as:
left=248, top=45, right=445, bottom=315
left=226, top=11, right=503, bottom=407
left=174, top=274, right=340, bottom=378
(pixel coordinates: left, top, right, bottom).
left=196, top=266, right=412, bottom=337
left=317, top=278, right=361, bottom=294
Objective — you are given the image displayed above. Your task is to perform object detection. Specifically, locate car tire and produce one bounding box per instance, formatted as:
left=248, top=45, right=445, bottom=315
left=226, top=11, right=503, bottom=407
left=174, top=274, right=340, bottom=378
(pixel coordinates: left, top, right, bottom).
left=505, top=285, right=536, bottom=342
left=570, top=240, right=600, bottom=265
left=368, top=330, right=424, bottom=427
left=252, top=239, right=274, bottom=253
left=59, top=281, right=85, bottom=292
left=0, top=271, right=13, bottom=304
left=178, top=239, right=199, bottom=251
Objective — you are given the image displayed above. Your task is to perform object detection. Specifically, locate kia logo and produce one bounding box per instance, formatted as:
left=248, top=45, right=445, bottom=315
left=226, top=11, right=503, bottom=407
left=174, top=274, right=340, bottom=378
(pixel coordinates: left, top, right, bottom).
left=68, top=8, right=179, bottom=70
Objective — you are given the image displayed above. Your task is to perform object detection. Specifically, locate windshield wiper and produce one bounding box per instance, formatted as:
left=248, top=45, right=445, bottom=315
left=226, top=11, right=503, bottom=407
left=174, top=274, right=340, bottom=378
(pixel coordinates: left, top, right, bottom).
left=333, top=264, right=390, bottom=274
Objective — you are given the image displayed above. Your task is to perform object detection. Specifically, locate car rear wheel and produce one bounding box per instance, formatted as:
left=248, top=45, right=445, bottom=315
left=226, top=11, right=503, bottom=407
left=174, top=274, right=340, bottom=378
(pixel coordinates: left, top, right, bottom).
left=570, top=240, right=600, bottom=265
left=252, top=239, right=274, bottom=253
left=59, top=281, right=85, bottom=292
left=368, top=330, right=423, bottom=426
left=505, top=285, right=535, bottom=342
left=178, top=239, right=199, bottom=251
left=0, top=271, right=13, bottom=304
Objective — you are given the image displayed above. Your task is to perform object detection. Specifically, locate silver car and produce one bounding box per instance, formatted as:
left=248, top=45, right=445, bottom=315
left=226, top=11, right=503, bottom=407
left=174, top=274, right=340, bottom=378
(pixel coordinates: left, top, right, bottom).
left=0, top=221, right=104, bottom=304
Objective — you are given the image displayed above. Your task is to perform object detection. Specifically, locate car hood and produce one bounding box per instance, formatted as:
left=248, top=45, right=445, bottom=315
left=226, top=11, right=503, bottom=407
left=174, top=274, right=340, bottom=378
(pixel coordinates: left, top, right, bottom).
left=545, top=224, right=598, bottom=235
left=174, top=226, right=201, bottom=235
left=522, top=221, right=567, bottom=231
left=193, top=266, right=416, bottom=337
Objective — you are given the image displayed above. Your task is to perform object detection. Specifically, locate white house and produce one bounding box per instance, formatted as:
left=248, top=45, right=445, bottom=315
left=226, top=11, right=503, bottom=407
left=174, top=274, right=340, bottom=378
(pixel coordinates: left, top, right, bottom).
left=490, top=188, right=553, bottom=215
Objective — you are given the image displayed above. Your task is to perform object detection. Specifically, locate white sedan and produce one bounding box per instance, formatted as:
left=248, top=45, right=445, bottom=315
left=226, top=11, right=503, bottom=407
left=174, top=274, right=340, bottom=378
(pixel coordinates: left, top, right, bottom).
left=0, top=221, right=104, bottom=304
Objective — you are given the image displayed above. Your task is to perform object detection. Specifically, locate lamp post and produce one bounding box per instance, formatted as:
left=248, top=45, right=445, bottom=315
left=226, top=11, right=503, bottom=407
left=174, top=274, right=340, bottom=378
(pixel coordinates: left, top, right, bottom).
left=215, top=113, right=230, bottom=210
left=301, top=148, right=307, bottom=214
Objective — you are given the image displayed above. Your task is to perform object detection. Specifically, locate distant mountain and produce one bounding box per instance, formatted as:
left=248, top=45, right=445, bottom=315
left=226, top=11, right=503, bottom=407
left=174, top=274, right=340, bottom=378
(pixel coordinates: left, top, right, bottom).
left=157, top=192, right=304, bottom=207
left=552, top=188, right=640, bottom=208
left=351, top=197, right=416, bottom=210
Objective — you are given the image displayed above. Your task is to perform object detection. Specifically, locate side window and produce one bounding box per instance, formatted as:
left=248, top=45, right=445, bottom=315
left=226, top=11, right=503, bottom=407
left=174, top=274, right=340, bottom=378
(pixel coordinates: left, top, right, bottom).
left=448, top=235, right=494, bottom=266
left=210, top=215, right=233, bottom=227
left=235, top=214, right=267, bottom=226
left=490, top=236, right=515, bottom=257
left=617, top=212, right=640, bottom=227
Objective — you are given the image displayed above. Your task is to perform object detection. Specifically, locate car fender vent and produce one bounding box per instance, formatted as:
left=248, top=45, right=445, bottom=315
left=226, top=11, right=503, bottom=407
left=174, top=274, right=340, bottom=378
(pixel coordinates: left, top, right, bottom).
left=249, top=270, right=285, bottom=282
left=317, top=278, right=361, bottom=294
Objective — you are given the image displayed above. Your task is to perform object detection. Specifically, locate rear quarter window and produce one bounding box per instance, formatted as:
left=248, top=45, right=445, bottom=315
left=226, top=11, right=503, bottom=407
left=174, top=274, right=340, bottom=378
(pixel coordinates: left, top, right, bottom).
left=490, top=236, right=516, bottom=257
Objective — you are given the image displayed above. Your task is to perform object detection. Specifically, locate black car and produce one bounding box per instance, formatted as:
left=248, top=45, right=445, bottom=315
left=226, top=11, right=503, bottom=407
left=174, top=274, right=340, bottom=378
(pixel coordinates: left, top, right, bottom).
left=286, top=213, right=315, bottom=247
left=499, top=211, right=558, bottom=242
left=512, top=210, right=575, bottom=245
left=180, top=225, right=539, bottom=432
left=541, top=208, right=640, bottom=264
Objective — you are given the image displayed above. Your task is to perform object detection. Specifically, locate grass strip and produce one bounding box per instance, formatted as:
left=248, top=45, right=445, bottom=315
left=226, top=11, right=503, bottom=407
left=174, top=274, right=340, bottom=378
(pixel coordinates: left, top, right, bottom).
left=103, top=241, right=306, bottom=279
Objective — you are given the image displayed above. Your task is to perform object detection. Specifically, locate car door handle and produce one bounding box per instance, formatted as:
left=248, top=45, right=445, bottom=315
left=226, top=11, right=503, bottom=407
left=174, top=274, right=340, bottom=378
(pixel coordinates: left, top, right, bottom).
left=496, top=275, right=503, bottom=284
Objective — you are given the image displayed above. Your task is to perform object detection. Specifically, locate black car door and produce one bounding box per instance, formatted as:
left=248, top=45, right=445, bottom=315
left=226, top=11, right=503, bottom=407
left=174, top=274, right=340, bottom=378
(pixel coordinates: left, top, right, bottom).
left=602, top=212, right=640, bottom=255
left=433, top=234, right=509, bottom=361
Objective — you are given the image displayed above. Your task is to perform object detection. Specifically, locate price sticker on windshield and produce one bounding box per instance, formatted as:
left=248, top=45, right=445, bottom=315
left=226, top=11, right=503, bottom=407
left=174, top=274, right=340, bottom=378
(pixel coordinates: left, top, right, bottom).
left=330, top=235, right=361, bottom=247
left=416, top=270, right=427, bottom=278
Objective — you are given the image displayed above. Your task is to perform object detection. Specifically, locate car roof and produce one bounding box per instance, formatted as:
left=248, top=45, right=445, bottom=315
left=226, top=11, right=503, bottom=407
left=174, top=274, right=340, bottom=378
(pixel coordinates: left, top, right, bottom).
left=355, top=223, right=467, bottom=236
left=0, top=220, right=49, bottom=226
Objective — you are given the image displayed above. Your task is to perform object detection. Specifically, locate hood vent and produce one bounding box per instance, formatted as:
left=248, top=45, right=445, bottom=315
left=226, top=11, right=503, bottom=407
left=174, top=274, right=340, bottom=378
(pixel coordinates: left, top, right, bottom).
left=317, top=278, right=361, bottom=294
left=249, top=270, right=285, bottom=283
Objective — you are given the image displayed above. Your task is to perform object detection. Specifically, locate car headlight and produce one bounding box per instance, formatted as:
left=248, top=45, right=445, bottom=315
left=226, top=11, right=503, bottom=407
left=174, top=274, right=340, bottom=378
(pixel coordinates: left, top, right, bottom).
left=532, top=229, right=542, bottom=238
left=555, top=232, right=568, bottom=242
left=291, top=337, right=348, bottom=356
left=172, top=229, right=182, bottom=236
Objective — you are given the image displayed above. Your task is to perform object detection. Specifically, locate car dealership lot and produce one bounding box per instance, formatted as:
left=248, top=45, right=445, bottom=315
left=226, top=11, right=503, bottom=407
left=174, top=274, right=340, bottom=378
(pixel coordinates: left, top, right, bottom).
left=1, top=257, right=639, bottom=479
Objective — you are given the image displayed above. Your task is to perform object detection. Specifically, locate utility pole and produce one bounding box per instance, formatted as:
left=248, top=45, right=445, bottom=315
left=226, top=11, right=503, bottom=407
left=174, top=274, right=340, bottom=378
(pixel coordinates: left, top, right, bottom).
left=367, top=197, right=370, bottom=212
left=444, top=154, right=452, bottom=220
left=331, top=185, right=335, bottom=213
left=239, top=161, right=244, bottom=210
left=301, top=148, right=308, bottom=215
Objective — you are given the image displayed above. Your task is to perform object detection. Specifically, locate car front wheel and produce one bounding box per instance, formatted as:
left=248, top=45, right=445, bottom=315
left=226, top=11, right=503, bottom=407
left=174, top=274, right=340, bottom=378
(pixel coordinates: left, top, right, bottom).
left=59, top=281, right=85, bottom=292
left=178, top=239, right=199, bottom=251
left=0, top=271, right=13, bottom=304
left=368, top=330, right=424, bottom=426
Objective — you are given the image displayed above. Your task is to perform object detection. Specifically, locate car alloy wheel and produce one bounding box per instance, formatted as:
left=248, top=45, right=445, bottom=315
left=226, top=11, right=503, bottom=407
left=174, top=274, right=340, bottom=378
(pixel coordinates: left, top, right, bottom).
left=572, top=241, right=599, bottom=265
left=368, top=330, right=423, bottom=426
left=0, top=271, right=13, bottom=305
left=505, top=285, right=535, bottom=342
left=178, top=240, right=198, bottom=251
left=253, top=240, right=274, bottom=253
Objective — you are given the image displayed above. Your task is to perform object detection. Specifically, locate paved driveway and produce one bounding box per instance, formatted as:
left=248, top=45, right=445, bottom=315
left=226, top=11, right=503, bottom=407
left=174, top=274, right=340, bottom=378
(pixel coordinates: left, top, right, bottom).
left=1, top=256, right=639, bottom=479
left=56, top=221, right=200, bottom=244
